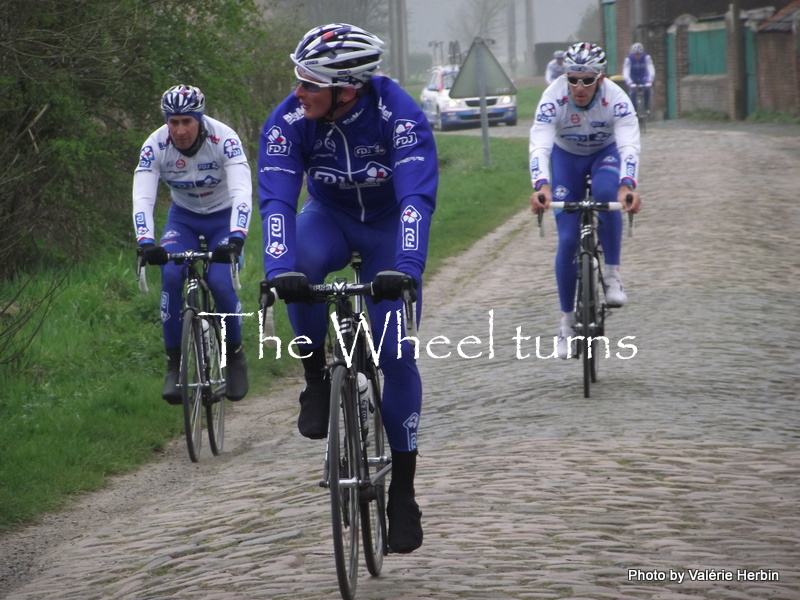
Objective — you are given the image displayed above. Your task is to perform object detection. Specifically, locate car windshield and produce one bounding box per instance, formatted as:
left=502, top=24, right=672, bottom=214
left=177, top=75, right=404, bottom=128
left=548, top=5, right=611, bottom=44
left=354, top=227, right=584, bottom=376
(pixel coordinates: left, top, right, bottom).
left=442, top=71, right=457, bottom=90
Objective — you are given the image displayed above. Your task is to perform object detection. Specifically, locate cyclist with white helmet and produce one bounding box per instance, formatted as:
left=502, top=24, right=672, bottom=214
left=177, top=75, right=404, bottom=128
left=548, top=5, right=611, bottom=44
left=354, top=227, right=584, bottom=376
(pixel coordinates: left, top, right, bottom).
left=529, top=42, right=642, bottom=359
left=545, top=50, right=567, bottom=84
left=623, top=43, right=656, bottom=114
left=133, top=84, right=252, bottom=403
left=258, top=23, right=436, bottom=554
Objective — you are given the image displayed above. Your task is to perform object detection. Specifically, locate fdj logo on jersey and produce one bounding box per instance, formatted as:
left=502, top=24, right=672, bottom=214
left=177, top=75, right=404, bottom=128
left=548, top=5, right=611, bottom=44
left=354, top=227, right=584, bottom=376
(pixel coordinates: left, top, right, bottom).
left=265, top=126, right=290, bottom=156
left=236, top=203, right=250, bottom=229
left=134, top=212, right=149, bottom=236
left=393, top=120, right=418, bottom=149
left=265, top=214, right=287, bottom=259
left=401, top=205, right=422, bottom=251
left=224, top=138, right=243, bottom=158
left=139, top=146, right=154, bottom=168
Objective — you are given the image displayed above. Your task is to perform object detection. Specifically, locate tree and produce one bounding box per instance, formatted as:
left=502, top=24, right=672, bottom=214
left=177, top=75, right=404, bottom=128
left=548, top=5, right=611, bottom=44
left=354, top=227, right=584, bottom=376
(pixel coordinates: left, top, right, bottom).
left=0, top=0, right=304, bottom=361
left=450, top=0, right=507, bottom=45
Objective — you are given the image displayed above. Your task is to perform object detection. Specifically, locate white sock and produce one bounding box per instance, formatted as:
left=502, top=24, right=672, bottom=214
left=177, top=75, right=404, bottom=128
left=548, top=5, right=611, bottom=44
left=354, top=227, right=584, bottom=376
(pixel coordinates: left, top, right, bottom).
left=561, top=311, right=576, bottom=327
left=605, top=264, right=620, bottom=279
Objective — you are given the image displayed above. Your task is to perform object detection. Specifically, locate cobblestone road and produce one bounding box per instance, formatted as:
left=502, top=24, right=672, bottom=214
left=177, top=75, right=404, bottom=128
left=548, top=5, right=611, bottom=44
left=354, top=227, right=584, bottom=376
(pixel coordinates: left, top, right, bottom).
left=2, top=121, right=799, bottom=600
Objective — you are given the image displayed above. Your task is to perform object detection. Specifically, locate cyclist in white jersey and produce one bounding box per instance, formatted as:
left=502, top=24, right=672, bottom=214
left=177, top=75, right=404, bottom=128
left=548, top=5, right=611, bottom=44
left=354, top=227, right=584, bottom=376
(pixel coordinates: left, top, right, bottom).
left=529, top=43, right=642, bottom=359
left=133, top=85, right=252, bottom=403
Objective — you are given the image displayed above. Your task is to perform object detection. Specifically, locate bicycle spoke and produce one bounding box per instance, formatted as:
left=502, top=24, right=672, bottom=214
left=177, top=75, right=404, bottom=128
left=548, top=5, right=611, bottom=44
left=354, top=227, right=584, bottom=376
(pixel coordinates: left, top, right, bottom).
left=181, top=311, right=204, bottom=462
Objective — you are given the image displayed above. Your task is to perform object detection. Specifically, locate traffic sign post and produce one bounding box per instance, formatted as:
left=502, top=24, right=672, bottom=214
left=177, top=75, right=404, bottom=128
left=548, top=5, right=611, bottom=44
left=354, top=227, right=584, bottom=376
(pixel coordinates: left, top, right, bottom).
left=450, top=38, right=517, bottom=167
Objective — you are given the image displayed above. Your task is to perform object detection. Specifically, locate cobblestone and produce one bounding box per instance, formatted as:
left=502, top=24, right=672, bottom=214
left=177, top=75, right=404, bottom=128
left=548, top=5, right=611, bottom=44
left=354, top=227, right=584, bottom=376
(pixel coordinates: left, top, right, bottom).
left=1, top=121, right=799, bottom=599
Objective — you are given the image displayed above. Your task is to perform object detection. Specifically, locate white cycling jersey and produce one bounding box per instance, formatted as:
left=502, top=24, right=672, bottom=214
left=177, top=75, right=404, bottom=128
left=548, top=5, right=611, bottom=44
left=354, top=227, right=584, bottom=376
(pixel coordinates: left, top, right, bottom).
left=529, top=76, right=641, bottom=190
left=132, top=116, right=252, bottom=244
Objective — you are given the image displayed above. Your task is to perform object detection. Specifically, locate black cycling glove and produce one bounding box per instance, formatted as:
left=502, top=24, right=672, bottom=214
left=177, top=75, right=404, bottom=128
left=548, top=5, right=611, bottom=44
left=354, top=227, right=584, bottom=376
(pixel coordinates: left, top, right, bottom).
left=371, top=270, right=418, bottom=303
left=138, top=243, right=168, bottom=266
left=269, top=271, right=311, bottom=304
left=211, top=237, right=244, bottom=263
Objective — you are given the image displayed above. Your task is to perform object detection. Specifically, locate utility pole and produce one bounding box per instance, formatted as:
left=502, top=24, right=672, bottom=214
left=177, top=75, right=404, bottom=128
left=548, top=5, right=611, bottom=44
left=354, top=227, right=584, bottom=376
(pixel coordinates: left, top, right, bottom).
left=507, top=0, right=517, bottom=78
left=525, top=0, right=536, bottom=77
left=731, top=0, right=747, bottom=119
left=389, top=0, right=409, bottom=85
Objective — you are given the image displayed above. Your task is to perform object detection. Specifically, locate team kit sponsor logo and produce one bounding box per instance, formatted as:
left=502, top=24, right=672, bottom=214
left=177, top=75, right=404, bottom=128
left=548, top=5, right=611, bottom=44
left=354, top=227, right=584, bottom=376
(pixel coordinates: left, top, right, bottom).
left=134, top=212, right=149, bottom=236
left=224, top=138, right=243, bottom=158
left=265, top=126, right=291, bottom=156
left=401, top=205, right=421, bottom=251
left=308, top=162, right=392, bottom=189
left=537, top=102, right=557, bottom=122
left=265, top=214, right=287, bottom=259
left=139, top=146, right=154, bottom=168
left=393, top=119, right=417, bottom=149
left=236, top=203, right=250, bottom=229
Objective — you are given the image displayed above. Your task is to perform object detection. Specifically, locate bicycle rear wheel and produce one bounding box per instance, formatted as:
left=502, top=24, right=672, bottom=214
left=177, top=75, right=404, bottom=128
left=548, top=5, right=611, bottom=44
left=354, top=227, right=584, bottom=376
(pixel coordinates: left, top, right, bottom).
left=205, top=317, right=225, bottom=456
left=328, top=365, right=360, bottom=600
left=180, top=309, right=204, bottom=462
left=579, top=253, right=596, bottom=398
left=360, top=361, right=387, bottom=577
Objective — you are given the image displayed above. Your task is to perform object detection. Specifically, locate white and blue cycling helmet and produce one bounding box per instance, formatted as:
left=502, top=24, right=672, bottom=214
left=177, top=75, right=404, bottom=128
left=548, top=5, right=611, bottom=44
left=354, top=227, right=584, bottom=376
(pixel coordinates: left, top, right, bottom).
left=291, top=23, right=384, bottom=88
left=161, top=85, right=205, bottom=119
left=631, top=43, right=645, bottom=55
left=564, top=42, right=607, bottom=75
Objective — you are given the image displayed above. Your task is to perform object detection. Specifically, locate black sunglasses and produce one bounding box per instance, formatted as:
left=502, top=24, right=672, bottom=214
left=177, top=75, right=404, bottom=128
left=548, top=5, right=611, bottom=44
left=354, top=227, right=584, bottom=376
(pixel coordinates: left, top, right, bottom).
left=567, top=75, right=599, bottom=87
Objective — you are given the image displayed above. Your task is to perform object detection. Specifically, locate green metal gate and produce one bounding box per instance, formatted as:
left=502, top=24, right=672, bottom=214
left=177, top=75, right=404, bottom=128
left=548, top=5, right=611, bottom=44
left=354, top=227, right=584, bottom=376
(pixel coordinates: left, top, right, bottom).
left=666, top=32, right=677, bottom=119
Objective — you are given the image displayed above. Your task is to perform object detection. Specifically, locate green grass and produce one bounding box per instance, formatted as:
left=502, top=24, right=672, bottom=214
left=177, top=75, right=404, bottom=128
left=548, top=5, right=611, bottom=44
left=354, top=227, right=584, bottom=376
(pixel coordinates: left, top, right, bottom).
left=0, top=128, right=533, bottom=533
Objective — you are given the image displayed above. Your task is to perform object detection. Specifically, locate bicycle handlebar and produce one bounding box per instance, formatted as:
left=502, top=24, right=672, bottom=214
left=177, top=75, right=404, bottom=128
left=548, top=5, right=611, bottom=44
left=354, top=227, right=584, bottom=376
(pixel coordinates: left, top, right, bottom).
left=537, top=195, right=635, bottom=237
left=259, top=279, right=418, bottom=337
left=136, top=251, right=240, bottom=294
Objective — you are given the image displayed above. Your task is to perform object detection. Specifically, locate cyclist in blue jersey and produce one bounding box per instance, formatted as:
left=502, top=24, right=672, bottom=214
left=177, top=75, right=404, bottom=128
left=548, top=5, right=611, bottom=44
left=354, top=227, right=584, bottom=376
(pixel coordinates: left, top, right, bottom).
left=529, top=43, right=642, bottom=359
left=133, top=85, right=251, bottom=404
left=623, top=43, right=655, bottom=115
left=258, top=24, right=437, bottom=554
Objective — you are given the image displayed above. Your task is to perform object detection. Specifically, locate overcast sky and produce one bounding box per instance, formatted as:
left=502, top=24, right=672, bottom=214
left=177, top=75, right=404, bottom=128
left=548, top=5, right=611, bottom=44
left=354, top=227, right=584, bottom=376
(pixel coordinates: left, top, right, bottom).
left=405, top=0, right=597, bottom=53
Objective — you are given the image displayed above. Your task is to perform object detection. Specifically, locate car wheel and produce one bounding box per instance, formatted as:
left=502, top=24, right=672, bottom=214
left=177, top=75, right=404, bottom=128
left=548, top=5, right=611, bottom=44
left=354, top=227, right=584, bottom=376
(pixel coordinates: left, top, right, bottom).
left=434, top=109, right=443, bottom=131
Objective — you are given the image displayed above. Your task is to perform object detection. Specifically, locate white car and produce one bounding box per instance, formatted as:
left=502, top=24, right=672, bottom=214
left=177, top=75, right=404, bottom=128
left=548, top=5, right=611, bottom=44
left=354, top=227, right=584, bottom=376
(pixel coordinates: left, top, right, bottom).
left=420, top=66, right=517, bottom=131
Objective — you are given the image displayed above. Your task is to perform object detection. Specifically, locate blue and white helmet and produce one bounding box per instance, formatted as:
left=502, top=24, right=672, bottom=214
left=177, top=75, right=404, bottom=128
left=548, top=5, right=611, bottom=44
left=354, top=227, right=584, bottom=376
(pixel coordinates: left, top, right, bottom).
left=161, top=84, right=205, bottom=116
left=564, top=42, right=607, bottom=75
left=291, top=23, right=384, bottom=88
left=631, top=43, right=645, bottom=55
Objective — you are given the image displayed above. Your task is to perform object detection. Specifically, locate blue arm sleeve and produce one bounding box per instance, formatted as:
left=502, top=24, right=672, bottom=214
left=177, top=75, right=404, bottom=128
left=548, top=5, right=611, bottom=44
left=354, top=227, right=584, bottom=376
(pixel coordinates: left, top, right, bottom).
left=257, top=98, right=306, bottom=279
left=386, top=90, right=438, bottom=283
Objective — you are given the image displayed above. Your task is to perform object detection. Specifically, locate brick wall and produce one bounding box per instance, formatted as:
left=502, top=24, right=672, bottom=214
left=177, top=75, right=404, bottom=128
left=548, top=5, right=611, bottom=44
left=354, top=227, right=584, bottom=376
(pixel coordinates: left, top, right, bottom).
left=756, top=31, right=800, bottom=114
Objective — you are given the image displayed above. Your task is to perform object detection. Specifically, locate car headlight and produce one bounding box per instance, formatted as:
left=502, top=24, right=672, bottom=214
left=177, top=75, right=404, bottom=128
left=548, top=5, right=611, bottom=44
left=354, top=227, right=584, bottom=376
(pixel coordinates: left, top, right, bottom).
left=499, top=96, right=514, bottom=105
left=447, top=99, right=463, bottom=108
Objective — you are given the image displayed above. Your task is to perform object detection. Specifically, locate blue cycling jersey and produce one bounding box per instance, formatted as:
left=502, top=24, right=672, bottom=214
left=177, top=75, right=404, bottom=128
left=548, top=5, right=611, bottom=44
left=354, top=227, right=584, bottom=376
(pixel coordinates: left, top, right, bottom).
left=257, top=76, right=438, bottom=284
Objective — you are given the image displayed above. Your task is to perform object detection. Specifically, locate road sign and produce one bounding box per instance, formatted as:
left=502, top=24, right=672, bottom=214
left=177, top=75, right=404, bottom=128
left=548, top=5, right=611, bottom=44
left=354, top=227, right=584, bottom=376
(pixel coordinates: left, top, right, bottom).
left=450, top=39, right=517, bottom=99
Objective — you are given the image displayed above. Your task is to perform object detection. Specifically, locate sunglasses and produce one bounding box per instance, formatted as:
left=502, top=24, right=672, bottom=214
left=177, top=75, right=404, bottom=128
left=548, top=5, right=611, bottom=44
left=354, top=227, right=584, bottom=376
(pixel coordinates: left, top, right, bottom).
left=567, top=75, right=599, bottom=87
left=294, top=66, right=336, bottom=93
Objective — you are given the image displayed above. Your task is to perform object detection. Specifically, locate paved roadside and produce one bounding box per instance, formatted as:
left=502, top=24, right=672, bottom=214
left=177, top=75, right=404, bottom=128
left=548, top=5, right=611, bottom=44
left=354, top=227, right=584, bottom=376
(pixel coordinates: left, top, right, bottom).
left=1, top=121, right=798, bottom=600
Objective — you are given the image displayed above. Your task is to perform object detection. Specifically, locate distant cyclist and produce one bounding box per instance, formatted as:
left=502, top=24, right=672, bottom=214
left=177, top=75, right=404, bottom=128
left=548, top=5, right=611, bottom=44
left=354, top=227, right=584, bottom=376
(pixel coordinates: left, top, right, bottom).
left=133, top=84, right=251, bottom=404
left=623, top=43, right=655, bottom=115
left=545, top=50, right=567, bottom=84
left=529, top=42, right=642, bottom=359
left=258, top=24, right=437, bottom=554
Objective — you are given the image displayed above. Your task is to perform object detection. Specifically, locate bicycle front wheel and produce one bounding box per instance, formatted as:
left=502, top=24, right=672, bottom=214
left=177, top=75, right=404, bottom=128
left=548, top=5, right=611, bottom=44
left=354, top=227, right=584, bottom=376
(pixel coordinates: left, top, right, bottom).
left=328, top=365, right=360, bottom=600
left=180, top=309, right=204, bottom=462
left=579, top=253, right=596, bottom=398
left=205, top=317, right=225, bottom=456
left=360, top=361, right=387, bottom=577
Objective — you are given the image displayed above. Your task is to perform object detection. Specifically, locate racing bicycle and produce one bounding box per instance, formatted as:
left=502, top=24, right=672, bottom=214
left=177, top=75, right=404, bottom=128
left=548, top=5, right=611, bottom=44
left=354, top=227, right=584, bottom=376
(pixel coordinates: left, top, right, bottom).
left=260, top=254, right=416, bottom=600
left=538, top=179, right=633, bottom=398
left=137, top=236, right=240, bottom=462
left=630, top=82, right=651, bottom=133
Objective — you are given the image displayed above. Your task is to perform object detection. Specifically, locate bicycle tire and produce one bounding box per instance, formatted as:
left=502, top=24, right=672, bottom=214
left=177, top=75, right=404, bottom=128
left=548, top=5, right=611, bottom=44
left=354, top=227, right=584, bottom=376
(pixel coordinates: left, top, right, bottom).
left=579, top=252, right=595, bottom=398
left=637, top=88, right=647, bottom=133
left=205, top=316, right=225, bottom=456
left=360, top=358, right=387, bottom=577
left=180, top=308, right=204, bottom=462
left=328, top=365, right=360, bottom=600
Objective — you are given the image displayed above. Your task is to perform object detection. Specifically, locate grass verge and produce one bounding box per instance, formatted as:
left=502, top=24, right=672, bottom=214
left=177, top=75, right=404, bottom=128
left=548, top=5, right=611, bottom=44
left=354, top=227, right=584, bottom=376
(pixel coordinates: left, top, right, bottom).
left=0, top=131, right=532, bottom=532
